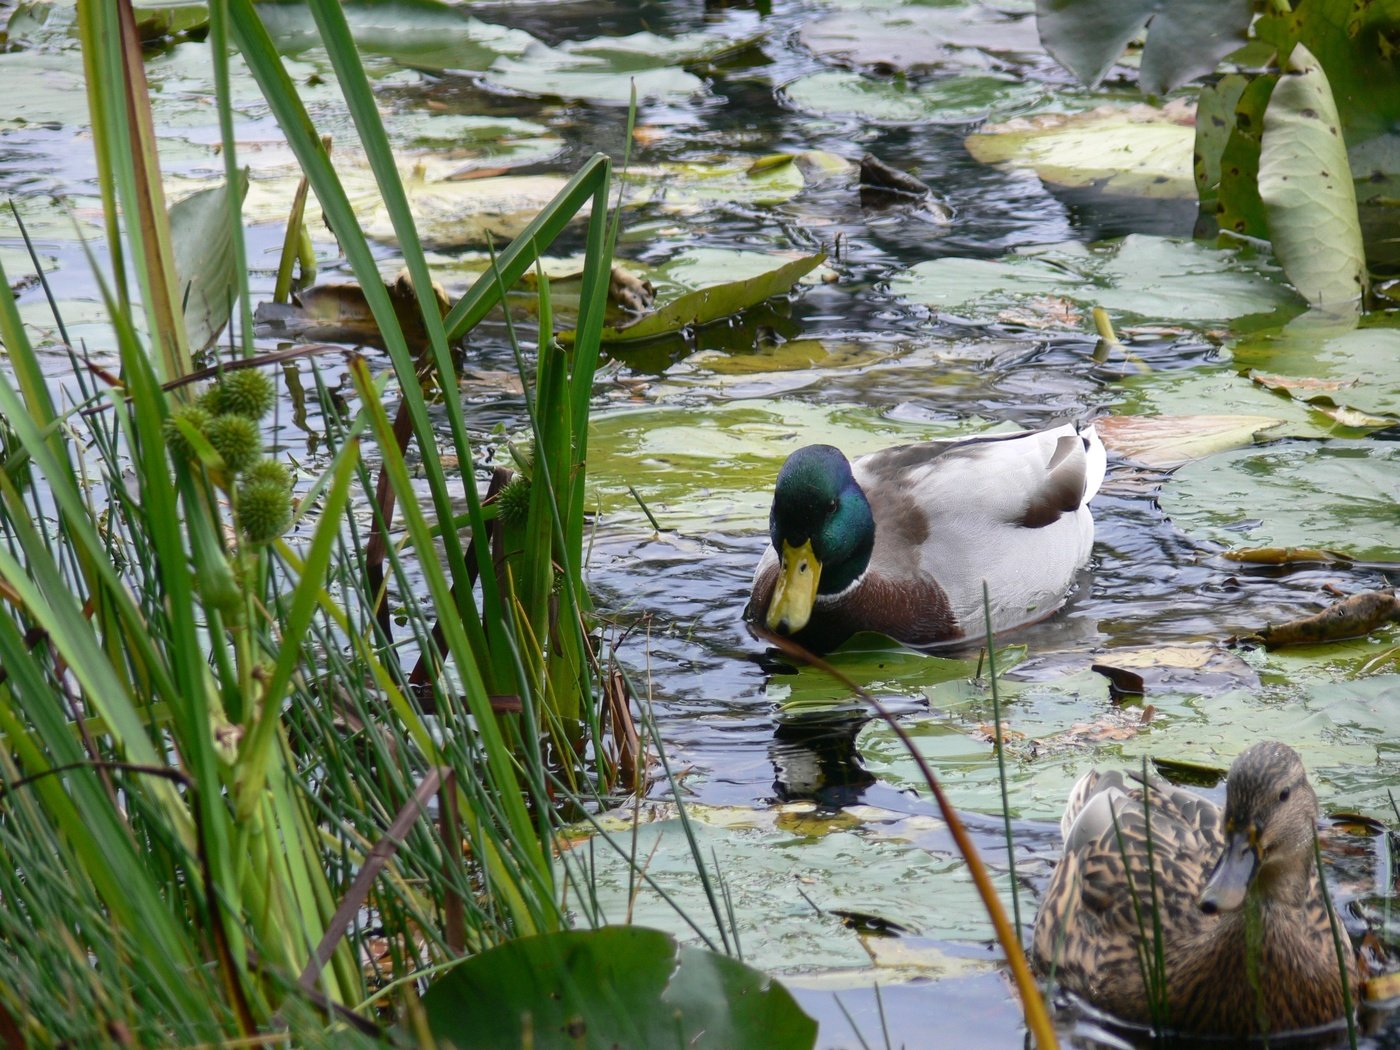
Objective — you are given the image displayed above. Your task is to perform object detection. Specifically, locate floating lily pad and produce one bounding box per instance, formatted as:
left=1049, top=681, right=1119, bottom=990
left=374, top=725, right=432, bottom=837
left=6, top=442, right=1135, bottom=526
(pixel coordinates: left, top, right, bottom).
left=781, top=69, right=1040, bottom=125
left=587, top=402, right=964, bottom=532
left=1230, top=311, right=1400, bottom=423
left=637, top=158, right=808, bottom=210
left=1109, top=366, right=1328, bottom=435
left=487, top=50, right=705, bottom=104
left=0, top=51, right=90, bottom=128
left=481, top=25, right=762, bottom=104
left=257, top=0, right=535, bottom=72
left=390, top=113, right=561, bottom=167
left=683, top=338, right=891, bottom=378
left=587, top=252, right=825, bottom=345
left=555, top=802, right=1007, bottom=967
left=1161, top=441, right=1400, bottom=563
left=889, top=235, right=1292, bottom=326
left=965, top=102, right=1197, bottom=199
left=799, top=5, right=1042, bottom=74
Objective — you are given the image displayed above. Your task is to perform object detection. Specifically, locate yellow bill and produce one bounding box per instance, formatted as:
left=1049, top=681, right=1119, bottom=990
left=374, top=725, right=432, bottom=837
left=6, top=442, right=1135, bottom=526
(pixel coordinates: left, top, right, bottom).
left=766, top=539, right=821, bottom=633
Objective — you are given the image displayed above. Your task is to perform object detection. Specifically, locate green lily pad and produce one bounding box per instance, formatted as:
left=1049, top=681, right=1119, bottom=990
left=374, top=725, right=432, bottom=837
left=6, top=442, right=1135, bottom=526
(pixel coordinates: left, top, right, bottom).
left=586, top=401, right=964, bottom=533
left=390, top=112, right=561, bottom=166
left=256, top=0, right=535, bottom=72
left=1258, top=44, right=1366, bottom=308
left=1230, top=311, right=1400, bottom=422
left=965, top=102, right=1197, bottom=198
left=0, top=51, right=90, bottom=128
left=1160, top=441, right=1400, bottom=562
left=482, top=26, right=761, bottom=104
left=586, top=252, right=825, bottom=345
left=555, top=802, right=1008, bottom=966
left=637, top=158, right=808, bottom=210
left=1109, top=366, right=1328, bottom=434
left=422, top=926, right=817, bottom=1050
left=799, top=5, right=1043, bottom=74
left=486, top=54, right=705, bottom=105
left=781, top=69, right=1040, bottom=125
left=889, top=235, right=1292, bottom=326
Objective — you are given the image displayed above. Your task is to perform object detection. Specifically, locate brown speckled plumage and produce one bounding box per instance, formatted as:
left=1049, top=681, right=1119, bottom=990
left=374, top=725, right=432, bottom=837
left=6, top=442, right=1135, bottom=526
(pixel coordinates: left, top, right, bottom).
left=1033, top=742, right=1356, bottom=1037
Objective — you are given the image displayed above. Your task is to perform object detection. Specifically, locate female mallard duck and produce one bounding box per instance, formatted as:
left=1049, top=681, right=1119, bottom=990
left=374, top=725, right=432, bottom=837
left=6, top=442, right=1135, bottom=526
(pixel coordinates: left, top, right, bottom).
left=745, top=422, right=1104, bottom=652
left=1032, top=741, right=1356, bottom=1037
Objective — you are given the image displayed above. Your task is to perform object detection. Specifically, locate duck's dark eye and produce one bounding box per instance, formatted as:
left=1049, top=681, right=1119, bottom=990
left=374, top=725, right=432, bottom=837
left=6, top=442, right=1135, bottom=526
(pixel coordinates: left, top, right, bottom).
left=827, top=498, right=838, bottom=512
left=1278, top=788, right=1291, bottom=802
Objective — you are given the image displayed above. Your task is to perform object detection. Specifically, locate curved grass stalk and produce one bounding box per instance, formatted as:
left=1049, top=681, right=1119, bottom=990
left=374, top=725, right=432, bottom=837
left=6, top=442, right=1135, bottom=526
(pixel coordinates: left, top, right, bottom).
left=754, top=628, right=1058, bottom=1049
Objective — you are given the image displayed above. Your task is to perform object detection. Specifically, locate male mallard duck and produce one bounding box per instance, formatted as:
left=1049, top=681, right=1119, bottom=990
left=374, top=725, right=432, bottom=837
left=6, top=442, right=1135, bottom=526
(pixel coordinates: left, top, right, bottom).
left=1032, top=741, right=1356, bottom=1037
left=745, top=422, right=1104, bottom=652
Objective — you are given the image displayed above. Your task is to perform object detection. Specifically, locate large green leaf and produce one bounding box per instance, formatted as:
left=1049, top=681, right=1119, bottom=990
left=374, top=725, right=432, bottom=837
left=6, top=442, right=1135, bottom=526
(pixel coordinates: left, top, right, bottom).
left=1257, top=44, right=1366, bottom=308
left=1193, top=73, right=1248, bottom=224
left=422, top=927, right=817, bottom=1050
left=1255, top=0, right=1400, bottom=143
left=169, top=173, right=248, bottom=354
left=1035, top=0, right=1251, bottom=94
left=1214, top=73, right=1276, bottom=240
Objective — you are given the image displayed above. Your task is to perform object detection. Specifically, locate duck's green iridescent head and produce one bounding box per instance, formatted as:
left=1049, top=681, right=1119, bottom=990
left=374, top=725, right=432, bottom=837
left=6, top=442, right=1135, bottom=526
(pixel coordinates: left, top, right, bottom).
left=766, top=445, right=875, bottom=635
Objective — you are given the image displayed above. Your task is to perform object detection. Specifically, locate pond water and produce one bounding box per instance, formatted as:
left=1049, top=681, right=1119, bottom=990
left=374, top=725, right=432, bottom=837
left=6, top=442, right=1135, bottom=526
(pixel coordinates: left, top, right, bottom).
left=3, top=1, right=1399, bottom=1047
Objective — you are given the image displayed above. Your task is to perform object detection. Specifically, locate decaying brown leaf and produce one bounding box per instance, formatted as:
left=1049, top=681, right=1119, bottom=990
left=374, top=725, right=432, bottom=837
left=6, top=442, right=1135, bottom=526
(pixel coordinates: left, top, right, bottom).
left=1254, top=589, right=1400, bottom=649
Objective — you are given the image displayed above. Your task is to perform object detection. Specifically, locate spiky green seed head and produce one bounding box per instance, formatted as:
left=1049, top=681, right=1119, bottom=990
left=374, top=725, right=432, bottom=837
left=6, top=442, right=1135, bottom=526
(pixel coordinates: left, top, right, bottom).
left=206, top=369, right=276, bottom=420
left=206, top=414, right=262, bottom=474
left=163, top=404, right=213, bottom=463
left=240, top=459, right=291, bottom=492
left=497, top=477, right=532, bottom=526
left=236, top=480, right=292, bottom=544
